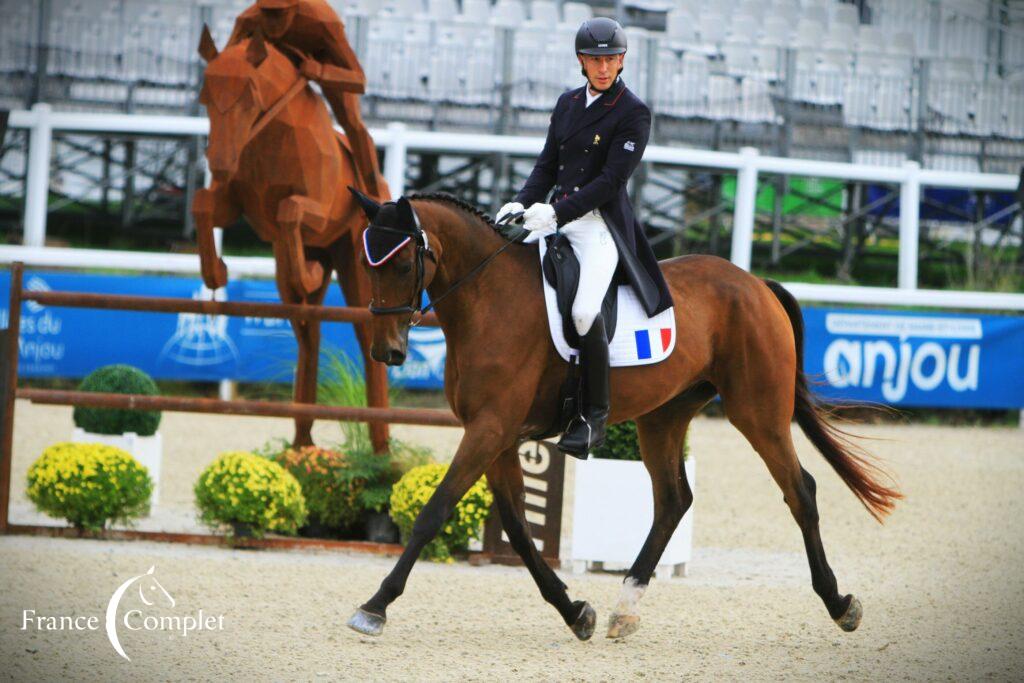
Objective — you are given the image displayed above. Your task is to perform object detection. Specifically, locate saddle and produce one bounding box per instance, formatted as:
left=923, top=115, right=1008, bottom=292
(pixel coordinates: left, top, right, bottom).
left=541, top=232, right=619, bottom=349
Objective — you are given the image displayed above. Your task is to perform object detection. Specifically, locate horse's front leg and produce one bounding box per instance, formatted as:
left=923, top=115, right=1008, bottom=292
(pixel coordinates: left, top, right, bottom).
left=276, top=194, right=327, bottom=295
left=191, top=183, right=238, bottom=290
left=347, top=416, right=516, bottom=637
left=487, top=447, right=596, bottom=640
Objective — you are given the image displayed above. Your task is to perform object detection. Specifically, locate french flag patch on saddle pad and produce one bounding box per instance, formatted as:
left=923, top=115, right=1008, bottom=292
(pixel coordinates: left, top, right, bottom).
left=538, top=238, right=676, bottom=367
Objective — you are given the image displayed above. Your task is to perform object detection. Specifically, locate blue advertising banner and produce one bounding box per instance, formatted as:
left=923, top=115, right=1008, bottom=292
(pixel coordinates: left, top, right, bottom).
left=866, top=186, right=1016, bottom=225
left=2, top=270, right=1022, bottom=408
left=0, top=270, right=445, bottom=389
left=802, top=307, right=1024, bottom=409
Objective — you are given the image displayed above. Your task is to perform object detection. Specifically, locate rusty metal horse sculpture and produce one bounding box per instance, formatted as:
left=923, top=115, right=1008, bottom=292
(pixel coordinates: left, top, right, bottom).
left=345, top=192, right=901, bottom=641
left=192, top=26, right=390, bottom=449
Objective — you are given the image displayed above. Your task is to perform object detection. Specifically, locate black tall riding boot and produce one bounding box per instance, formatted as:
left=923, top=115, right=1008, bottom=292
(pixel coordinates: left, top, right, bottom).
left=557, top=314, right=610, bottom=458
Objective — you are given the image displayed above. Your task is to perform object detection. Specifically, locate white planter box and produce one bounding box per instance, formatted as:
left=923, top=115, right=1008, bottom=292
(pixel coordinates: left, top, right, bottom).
left=571, top=456, right=695, bottom=577
left=71, top=428, right=163, bottom=507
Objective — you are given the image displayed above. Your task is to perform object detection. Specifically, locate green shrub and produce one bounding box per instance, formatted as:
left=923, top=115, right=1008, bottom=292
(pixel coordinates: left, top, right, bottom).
left=591, top=420, right=690, bottom=461
left=73, top=365, right=161, bottom=436
left=26, top=442, right=153, bottom=531
left=273, top=446, right=367, bottom=529
left=350, top=439, right=433, bottom=514
left=389, top=463, right=491, bottom=562
left=194, top=451, right=307, bottom=537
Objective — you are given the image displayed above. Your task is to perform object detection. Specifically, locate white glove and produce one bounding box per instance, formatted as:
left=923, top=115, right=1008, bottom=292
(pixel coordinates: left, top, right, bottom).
left=496, top=201, right=524, bottom=224
left=523, top=203, right=557, bottom=233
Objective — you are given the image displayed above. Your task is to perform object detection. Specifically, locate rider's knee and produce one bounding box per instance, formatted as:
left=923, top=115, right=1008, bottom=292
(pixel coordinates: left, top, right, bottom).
left=572, top=306, right=599, bottom=337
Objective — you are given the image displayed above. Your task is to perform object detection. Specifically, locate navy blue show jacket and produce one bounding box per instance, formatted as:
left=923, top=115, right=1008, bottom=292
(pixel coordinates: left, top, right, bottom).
left=514, top=77, right=673, bottom=316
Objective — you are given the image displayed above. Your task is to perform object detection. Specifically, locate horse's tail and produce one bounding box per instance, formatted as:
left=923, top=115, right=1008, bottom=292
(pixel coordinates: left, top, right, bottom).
left=762, top=279, right=902, bottom=523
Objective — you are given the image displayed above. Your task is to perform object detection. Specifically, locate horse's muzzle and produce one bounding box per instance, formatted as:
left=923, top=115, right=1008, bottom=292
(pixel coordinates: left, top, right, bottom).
left=373, top=347, right=406, bottom=366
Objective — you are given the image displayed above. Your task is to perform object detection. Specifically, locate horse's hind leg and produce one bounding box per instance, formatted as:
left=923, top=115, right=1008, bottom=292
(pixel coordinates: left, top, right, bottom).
left=486, top=446, right=596, bottom=640
left=722, top=396, right=862, bottom=632
left=272, top=243, right=331, bottom=448
left=608, top=397, right=697, bottom=639
left=329, top=233, right=390, bottom=453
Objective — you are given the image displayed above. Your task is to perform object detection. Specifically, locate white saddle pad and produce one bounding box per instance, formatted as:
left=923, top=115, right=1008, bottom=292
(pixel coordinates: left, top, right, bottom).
left=537, top=237, right=676, bottom=367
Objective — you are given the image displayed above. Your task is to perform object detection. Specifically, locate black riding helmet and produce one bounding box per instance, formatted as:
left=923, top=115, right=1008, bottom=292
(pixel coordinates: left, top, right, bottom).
left=575, top=17, right=627, bottom=56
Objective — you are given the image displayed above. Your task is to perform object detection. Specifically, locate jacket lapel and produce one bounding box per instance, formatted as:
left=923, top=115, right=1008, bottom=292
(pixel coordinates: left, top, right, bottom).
left=558, top=86, right=586, bottom=139
left=559, top=77, right=626, bottom=143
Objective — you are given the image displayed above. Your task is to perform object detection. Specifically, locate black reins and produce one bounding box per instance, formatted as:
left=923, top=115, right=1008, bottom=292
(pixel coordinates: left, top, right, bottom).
left=367, top=209, right=524, bottom=325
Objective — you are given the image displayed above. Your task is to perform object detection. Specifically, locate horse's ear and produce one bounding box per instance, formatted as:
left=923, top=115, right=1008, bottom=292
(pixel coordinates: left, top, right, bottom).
left=348, top=185, right=380, bottom=221
left=198, top=24, right=218, bottom=62
left=395, top=196, right=416, bottom=229
left=246, top=28, right=268, bottom=66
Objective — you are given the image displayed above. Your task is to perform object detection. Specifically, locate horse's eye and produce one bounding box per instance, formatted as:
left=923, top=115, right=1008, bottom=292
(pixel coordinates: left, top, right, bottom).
left=396, top=262, right=412, bottom=275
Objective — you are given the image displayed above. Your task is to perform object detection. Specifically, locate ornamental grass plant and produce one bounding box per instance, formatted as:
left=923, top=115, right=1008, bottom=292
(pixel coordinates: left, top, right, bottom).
left=194, top=451, right=306, bottom=538
left=389, top=463, right=492, bottom=562
left=26, top=442, right=153, bottom=531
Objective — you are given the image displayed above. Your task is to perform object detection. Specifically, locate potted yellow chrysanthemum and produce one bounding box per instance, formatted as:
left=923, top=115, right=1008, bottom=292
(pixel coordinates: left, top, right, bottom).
left=194, top=451, right=307, bottom=539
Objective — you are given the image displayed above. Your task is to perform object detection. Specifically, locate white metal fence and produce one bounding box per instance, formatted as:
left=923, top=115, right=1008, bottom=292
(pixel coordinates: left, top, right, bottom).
left=3, top=103, right=1023, bottom=312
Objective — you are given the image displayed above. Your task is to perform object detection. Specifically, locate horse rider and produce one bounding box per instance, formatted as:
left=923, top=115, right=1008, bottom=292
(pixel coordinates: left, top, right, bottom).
left=497, top=17, right=673, bottom=457
left=227, top=0, right=388, bottom=200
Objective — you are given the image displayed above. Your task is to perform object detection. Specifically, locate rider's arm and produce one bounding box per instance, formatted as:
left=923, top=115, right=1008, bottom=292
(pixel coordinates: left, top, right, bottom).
left=304, top=60, right=366, bottom=93
left=551, top=102, right=651, bottom=227
left=514, top=95, right=567, bottom=208
left=316, top=19, right=367, bottom=90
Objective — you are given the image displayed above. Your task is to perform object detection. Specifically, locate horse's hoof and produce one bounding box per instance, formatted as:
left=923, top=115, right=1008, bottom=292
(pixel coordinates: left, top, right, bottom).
left=570, top=600, right=596, bottom=641
left=834, top=595, right=862, bottom=632
left=606, top=612, right=640, bottom=639
left=347, top=608, right=386, bottom=637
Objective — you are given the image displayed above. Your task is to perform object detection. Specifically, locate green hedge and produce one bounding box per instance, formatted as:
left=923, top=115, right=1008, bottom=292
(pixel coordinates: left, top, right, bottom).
left=73, top=365, right=161, bottom=436
left=591, top=420, right=689, bottom=461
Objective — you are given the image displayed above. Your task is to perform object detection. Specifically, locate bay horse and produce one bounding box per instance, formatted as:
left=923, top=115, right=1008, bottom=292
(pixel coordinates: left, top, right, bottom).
left=345, top=192, right=901, bottom=641
left=192, top=26, right=390, bottom=449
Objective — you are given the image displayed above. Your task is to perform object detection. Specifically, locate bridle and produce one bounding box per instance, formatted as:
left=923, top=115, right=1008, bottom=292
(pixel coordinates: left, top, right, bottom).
left=366, top=215, right=436, bottom=320
left=366, top=207, right=523, bottom=326
left=241, top=44, right=310, bottom=148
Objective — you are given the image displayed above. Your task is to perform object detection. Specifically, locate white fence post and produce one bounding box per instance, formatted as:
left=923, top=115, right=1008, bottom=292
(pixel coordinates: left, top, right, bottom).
left=730, top=146, right=760, bottom=271
left=383, top=121, right=407, bottom=197
left=899, top=160, right=921, bottom=290
left=23, top=103, right=54, bottom=247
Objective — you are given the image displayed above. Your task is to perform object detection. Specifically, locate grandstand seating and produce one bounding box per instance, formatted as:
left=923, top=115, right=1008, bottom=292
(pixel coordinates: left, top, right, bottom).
left=1, top=0, right=1023, bottom=148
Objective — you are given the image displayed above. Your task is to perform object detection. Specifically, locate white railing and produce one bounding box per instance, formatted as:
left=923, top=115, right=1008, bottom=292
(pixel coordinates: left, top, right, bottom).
left=5, top=103, right=1023, bottom=312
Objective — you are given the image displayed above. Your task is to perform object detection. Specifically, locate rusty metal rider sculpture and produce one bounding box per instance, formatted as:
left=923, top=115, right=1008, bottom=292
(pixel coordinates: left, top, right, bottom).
left=192, top=0, right=391, bottom=450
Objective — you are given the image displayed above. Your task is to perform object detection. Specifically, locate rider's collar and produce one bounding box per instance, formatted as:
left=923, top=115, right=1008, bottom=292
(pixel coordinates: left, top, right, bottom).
left=586, top=75, right=622, bottom=96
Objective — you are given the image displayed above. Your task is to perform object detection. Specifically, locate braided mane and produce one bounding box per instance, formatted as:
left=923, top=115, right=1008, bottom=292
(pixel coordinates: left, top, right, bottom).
left=408, top=191, right=497, bottom=231
left=409, top=191, right=529, bottom=245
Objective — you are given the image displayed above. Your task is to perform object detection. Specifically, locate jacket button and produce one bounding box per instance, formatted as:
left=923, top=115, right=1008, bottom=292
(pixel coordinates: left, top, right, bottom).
left=559, top=164, right=564, bottom=170
left=579, top=168, right=584, bottom=172
left=573, top=186, right=579, bottom=191
left=560, top=145, right=565, bottom=150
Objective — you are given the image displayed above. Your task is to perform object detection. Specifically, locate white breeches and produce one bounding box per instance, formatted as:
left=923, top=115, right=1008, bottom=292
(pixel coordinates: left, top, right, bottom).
left=560, top=210, right=619, bottom=336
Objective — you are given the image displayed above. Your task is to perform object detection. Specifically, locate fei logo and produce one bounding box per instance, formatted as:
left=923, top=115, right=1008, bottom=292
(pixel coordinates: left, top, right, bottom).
left=21, top=565, right=225, bottom=661
left=158, top=285, right=239, bottom=368
left=822, top=313, right=981, bottom=402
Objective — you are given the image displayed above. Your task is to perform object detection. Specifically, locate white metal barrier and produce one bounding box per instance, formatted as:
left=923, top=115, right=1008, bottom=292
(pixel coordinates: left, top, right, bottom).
left=5, top=103, right=1023, bottom=312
